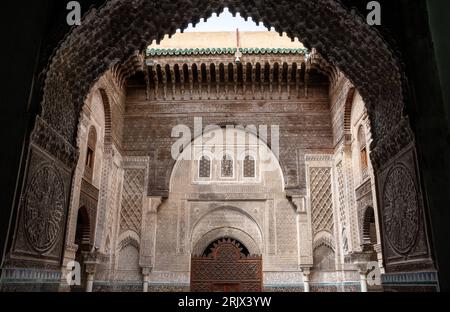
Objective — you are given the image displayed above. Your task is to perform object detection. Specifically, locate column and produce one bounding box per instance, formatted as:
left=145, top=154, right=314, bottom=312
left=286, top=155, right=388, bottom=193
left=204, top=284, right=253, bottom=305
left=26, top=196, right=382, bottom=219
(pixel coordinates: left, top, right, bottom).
left=139, top=197, right=163, bottom=285
left=359, top=271, right=368, bottom=293
left=293, top=195, right=313, bottom=269
left=142, top=267, right=152, bottom=293
left=349, top=251, right=372, bottom=293
left=374, top=243, right=384, bottom=274
left=301, top=268, right=311, bottom=292
left=84, top=262, right=97, bottom=293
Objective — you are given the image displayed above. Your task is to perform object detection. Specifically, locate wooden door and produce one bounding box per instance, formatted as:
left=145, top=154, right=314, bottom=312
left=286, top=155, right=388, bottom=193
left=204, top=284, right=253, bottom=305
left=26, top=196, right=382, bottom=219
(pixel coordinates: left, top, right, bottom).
left=212, top=283, right=241, bottom=292
left=191, top=238, right=262, bottom=292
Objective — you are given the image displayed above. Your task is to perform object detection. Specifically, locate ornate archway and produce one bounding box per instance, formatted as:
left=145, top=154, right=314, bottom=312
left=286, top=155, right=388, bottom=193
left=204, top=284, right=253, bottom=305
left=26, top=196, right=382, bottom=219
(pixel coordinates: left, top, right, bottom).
left=6, top=0, right=436, bottom=292
left=41, top=0, right=404, bottom=146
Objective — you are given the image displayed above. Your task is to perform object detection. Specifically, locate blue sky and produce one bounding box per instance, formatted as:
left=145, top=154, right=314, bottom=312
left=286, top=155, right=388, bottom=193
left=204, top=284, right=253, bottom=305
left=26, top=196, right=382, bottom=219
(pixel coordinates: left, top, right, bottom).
left=183, top=8, right=272, bottom=32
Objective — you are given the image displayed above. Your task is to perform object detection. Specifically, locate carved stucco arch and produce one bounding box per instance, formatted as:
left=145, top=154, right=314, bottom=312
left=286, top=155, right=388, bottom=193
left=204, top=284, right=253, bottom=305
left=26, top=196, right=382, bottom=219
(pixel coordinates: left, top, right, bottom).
left=192, top=227, right=262, bottom=256
left=117, top=230, right=140, bottom=252
left=40, top=0, right=405, bottom=169
left=344, top=86, right=356, bottom=141
left=361, top=205, right=376, bottom=245
left=190, top=206, right=264, bottom=255
left=313, top=231, right=336, bottom=252
left=97, top=88, right=113, bottom=149
left=191, top=205, right=264, bottom=238
left=75, top=86, right=112, bottom=151
left=65, top=85, right=113, bottom=251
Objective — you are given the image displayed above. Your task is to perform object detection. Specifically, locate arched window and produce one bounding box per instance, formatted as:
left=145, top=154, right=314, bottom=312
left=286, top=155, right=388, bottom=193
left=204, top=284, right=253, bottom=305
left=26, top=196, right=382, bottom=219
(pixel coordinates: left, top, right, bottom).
left=199, top=155, right=211, bottom=178
left=84, top=126, right=97, bottom=181
left=243, top=155, right=256, bottom=178
left=358, top=126, right=368, bottom=179
left=361, top=206, right=378, bottom=262
left=362, top=206, right=377, bottom=245
left=75, top=206, right=91, bottom=251
left=221, top=154, right=234, bottom=178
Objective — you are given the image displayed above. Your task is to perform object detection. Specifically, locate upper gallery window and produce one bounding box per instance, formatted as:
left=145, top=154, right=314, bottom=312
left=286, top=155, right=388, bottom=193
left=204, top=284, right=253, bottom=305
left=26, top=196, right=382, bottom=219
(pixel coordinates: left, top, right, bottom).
left=358, top=126, right=369, bottom=179
left=243, top=155, right=256, bottom=178
left=199, top=155, right=211, bottom=178
left=221, top=154, right=234, bottom=178
left=84, top=126, right=97, bottom=181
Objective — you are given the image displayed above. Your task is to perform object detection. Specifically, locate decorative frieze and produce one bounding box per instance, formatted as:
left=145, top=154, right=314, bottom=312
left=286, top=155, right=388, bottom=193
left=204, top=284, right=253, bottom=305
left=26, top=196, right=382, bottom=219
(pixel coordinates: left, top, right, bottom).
left=30, top=116, right=78, bottom=169
left=371, top=118, right=415, bottom=169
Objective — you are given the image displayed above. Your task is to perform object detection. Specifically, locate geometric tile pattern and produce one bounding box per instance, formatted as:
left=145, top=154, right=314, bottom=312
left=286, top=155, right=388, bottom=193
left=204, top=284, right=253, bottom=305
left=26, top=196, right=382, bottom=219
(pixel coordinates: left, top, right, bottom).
left=120, top=169, right=145, bottom=235
left=310, top=167, right=334, bottom=235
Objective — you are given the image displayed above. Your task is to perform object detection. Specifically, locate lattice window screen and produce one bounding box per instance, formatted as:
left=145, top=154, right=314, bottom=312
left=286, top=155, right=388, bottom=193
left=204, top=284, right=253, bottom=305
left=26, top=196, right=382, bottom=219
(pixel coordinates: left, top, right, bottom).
left=243, top=156, right=256, bottom=178
left=221, top=155, right=233, bottom=178
left=199, top=156, right=211, bottom=178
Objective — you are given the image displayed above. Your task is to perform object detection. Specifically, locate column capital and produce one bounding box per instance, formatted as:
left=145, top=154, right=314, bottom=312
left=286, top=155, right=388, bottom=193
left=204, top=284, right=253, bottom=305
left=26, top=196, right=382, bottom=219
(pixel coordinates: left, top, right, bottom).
left=290, top=195, right=307, bottom=214
left=147, top=196, right=164, bottom=213
left=141, top=266, right=153, bottom=276
left=84, top=262, right=97, bottom=275
left=348, top=251, right=373, bottom=274
left=300, top=267, right=312, bottom=276
left=65, top=242, right=79, bottom=253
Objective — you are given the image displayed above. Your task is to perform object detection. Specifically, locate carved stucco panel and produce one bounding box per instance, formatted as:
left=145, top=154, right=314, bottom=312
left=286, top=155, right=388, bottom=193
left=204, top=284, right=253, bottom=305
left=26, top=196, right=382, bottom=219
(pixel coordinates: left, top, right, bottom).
left=377, top=144, right=432, bottom=270
left=11, top=146, right=71, bottom=265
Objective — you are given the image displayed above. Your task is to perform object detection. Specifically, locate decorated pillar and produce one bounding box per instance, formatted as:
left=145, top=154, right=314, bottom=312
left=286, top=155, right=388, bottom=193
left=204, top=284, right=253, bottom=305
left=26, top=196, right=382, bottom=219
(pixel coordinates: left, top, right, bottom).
left=335, top=142, right=360, bottom=257
left=372, top=118, right=438, bottom=291
left=0, top=116, right=78, bottom=291
left=92, top=148, right=114, bottom=251
left=139, top=196, right=163, bottom=283
left=292, top=194, right=313, bottom=269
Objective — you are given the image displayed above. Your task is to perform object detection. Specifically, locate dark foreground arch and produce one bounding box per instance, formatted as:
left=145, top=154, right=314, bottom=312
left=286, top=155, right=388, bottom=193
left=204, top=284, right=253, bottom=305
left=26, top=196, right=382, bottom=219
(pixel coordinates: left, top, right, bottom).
left=0, top=0, right=440, bottom=292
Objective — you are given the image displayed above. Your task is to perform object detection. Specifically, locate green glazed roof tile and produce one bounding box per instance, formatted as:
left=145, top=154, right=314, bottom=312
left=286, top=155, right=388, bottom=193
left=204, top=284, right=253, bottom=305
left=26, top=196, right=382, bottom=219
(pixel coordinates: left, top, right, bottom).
left=146, top=47, right=308, bottom=56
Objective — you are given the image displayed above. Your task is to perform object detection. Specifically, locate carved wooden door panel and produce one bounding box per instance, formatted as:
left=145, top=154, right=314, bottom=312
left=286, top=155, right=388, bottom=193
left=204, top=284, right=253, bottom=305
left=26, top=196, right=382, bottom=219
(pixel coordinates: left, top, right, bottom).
left=191, top=238, right=262, bottom=292
left=212, top=283, right=241, bottom=292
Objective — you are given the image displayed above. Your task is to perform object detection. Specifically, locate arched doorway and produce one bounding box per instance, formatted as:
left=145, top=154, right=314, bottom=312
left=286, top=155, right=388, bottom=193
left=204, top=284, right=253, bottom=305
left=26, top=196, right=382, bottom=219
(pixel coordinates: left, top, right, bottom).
left=191, top=238, right=262, bottom=292
left=362, top=206, right=378, bottom=261
left=73, top=206, right=91, bottom=292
